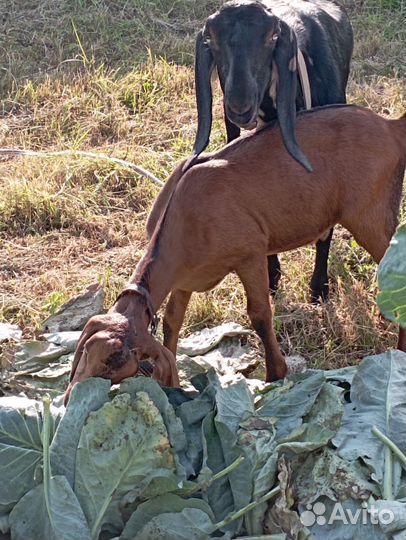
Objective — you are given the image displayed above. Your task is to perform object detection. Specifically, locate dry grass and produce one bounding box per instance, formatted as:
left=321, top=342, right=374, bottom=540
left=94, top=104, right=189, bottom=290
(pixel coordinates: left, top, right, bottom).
left=0, top=0, right=404, bottom=369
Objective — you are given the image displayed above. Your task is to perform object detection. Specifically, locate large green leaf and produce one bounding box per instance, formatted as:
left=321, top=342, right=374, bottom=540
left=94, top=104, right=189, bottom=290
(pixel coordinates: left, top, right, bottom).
left=120, top=493, right=214, bottom=540
left=257, top=372, right=325, bottom=437
left=9, top=475, right=91, bottom=540
left=201, top=411, right=251, bottom=535
left=276, top=382, right=344, bottom=455
left=74, top=391, right=176, bottom=538
left=192, top=371, right=254, bottom=535
left=119, top=377, right=190, bottom=477
left=0, top=396, right=59, bottom=513
left=238, top=415, right=278, bottom=535
left=120, top=470, right=198, bottom=521
left=211, top=375, right=254, bottom=433
left=175, top=396, right=213, bottom=473
left=377, top=223, right=406, bottom=327
left=0, top=396, right=44, bottom=449
left=0, top=444, right=41, bottom=513
left=192, top=369, right=254, bottom=433
left=50, top=378, right=111, bottom=486
left=333, top=351, right=406, bottom=482
left=132, top=508, right=215, bottom=540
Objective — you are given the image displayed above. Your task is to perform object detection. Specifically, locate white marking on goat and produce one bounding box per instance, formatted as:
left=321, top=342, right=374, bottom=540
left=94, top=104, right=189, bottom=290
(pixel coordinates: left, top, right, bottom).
left=258, top=108, right=266, bottom=120
left=256, top=108, right=267, bottom=130
left=289, top=56, right=297, bottom=72
left=297, top=48, right=312, bottom=110
left=256, top=117, right=268, bottom=130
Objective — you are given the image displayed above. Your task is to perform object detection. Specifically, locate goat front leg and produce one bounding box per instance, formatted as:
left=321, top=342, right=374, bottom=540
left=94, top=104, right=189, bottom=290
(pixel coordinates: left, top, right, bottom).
left=163, top=289, right=192, bottom=355
left=237, top=258, right=287, bottom=382
left=310, top=227, right=334, bottom=303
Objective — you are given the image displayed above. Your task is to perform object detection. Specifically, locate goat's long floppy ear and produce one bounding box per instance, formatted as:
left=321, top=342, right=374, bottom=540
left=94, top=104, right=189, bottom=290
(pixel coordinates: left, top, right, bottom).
left=183, top=29, right=215, bottom=172
left=273, top=21, right=313, bottom=172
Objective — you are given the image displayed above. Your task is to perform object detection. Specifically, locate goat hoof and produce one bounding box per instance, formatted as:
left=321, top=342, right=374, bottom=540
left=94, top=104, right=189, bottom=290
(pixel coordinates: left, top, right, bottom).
left=269, top=274, right=281, bottom=295
left=269, top=284, right=278, bottom=296
left=310, top=282, right=329, bottom=304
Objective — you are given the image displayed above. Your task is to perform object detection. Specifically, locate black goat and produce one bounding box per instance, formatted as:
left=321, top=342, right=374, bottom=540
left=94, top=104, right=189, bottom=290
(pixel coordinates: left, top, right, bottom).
left=190, top=0, right=354, bottom=301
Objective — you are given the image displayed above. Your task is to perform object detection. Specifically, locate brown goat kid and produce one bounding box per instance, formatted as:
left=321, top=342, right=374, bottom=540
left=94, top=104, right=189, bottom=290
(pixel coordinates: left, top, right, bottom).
left=65, top=105, right=406, bottom=403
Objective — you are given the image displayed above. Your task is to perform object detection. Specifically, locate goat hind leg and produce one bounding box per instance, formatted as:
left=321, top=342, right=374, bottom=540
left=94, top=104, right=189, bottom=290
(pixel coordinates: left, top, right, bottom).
left=163, top=289, right=191, bottom=355
left=267, top=255, right=282, bottom=295
left=237, top=258, right=287, bottom=382
left=347, top=219, right=405, bottom=350
left=310, top=228, right=334, bottom=303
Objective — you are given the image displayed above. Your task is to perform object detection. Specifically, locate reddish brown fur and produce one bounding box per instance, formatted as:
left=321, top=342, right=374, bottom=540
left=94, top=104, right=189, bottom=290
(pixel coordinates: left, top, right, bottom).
left=65, top=105, right=405, bottom=403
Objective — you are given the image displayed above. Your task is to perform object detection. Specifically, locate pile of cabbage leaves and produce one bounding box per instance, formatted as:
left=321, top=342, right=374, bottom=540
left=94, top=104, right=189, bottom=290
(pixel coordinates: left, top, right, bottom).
left=1, top=349, right=405, bottom=540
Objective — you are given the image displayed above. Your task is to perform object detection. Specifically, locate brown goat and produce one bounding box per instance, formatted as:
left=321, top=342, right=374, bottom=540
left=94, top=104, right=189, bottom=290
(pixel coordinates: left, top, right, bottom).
left=65, top=105, right=406, bottom=404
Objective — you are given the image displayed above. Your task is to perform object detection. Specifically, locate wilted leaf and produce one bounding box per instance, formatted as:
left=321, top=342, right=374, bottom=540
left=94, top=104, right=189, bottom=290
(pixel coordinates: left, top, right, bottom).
left=294, top=447, right=378, bottom=505
left=0, top=323, right=22, bottom=342
left=305, top=382, right=343, bottom=430
left=12, top=341, right=68, bottom=373
left=265, top=457, right=312, bottom=540
left=43, top=283, right=104, bottom=332
left=377, top=223, right=406, bottom=327
left=176, top=340, right=260, bottom=388
left=178, top=323, right=251, bottom=356
left=9, top=475, right=91, bottom=540
left=28, top=359, right=72, bottom=381
left=43, top=331, right=81, bottom=351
